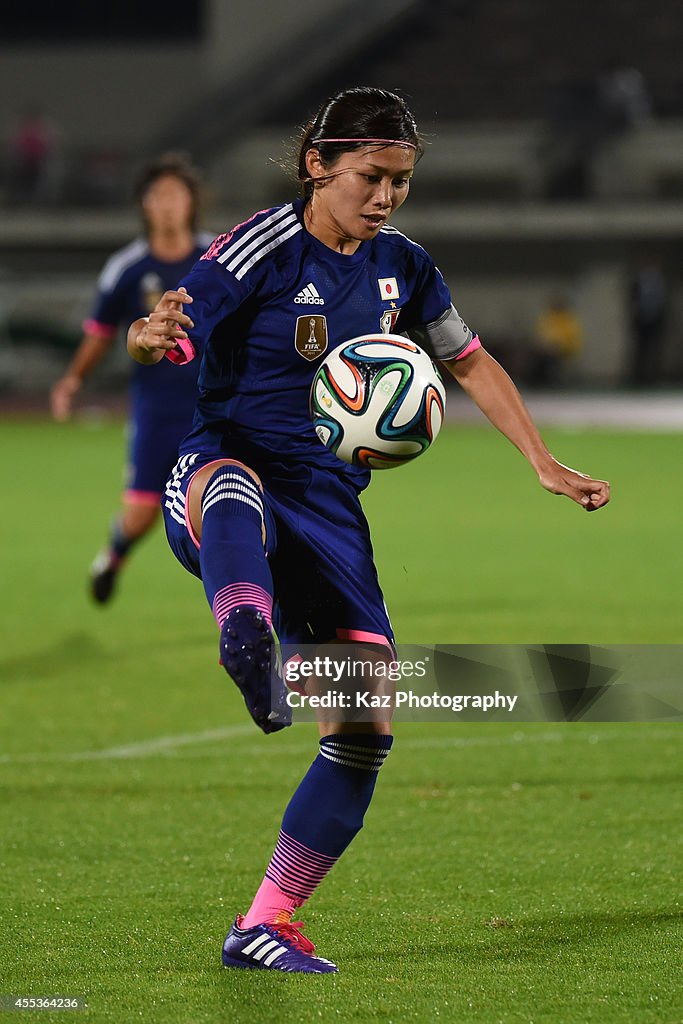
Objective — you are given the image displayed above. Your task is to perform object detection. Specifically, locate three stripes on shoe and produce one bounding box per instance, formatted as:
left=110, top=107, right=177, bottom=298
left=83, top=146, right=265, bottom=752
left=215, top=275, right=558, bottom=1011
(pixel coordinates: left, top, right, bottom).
left=238, top=930, right=292, bottom=968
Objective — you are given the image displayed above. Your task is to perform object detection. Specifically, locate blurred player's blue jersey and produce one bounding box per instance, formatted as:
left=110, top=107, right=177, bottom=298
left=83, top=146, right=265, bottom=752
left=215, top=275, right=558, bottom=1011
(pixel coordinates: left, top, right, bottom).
left=87, top=232, right=213, bottom=497
left=88, top=234, right=213, bottom=417
left=174, top=199, right=470, bottom=485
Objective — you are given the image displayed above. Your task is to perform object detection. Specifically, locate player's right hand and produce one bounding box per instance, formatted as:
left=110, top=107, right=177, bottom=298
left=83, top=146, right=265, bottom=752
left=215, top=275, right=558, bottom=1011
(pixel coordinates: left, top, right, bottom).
left=50, top=374, right=82, bottom=421
left=129, top=287, right=194, bottom=363
left=537, top=457, right=611, bottom=511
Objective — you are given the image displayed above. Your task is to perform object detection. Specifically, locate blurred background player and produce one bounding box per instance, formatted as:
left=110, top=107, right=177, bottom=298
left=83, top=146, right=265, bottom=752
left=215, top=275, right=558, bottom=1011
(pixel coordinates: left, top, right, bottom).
left=528, top=294, right=584, bottom=387
left=8, top=105, right=62, bottom=205
left=50, top=152, right=212, bottom=604
left=128, top=87, right=610, bottom=973
left=627, top=255, right=669, bottom=388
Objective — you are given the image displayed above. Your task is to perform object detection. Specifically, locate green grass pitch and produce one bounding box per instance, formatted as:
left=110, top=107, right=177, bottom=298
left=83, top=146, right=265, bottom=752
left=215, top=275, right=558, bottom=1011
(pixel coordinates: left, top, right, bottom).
left=1, top=417, right=681, bottom=1023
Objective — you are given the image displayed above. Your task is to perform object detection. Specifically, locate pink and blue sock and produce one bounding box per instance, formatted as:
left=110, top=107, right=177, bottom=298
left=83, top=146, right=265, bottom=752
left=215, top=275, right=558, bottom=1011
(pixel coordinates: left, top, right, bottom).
left=241, top=733, right=393, bottom=926
left=198, top=466, right=273, bottom=627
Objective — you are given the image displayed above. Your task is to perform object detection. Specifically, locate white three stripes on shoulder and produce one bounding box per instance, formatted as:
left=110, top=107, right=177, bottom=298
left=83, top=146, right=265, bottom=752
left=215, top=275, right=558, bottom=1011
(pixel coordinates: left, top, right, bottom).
left=231, top=219, right=301, bottom=281
left=216, top=205, right=292, bottom=266
left=217, top=205, right=302, bottom=281
left=98, top=239, right=149, bottom=292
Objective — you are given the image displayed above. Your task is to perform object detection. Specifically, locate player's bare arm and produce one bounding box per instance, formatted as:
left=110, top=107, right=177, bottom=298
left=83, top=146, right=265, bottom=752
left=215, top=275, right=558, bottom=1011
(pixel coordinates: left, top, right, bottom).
left=127, top=287, right=194, bottom=365
left=50, top=332, right=115, bottom=421
left=443, top=346, right=610, bottom=512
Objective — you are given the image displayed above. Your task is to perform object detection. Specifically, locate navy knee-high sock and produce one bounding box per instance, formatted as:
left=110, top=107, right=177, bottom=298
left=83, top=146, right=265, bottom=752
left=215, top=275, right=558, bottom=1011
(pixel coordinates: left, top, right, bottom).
left=241, top=733, right=393, bottom=927
left=198, top=467, right=273, bottom=626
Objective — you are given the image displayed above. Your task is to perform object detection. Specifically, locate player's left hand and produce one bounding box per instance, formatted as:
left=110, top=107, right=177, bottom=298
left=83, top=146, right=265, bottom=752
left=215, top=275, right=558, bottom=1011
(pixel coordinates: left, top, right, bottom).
left=537, top=458, right=610, bottom=511
left=128, top=287, right=194, bottom=364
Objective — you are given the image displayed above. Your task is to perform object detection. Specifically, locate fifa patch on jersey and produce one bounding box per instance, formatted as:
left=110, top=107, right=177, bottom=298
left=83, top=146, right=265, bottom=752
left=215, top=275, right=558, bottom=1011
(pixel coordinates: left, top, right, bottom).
left=378, top=277, right=399, bottom=300
left=295, top=315, right=328, bottom=361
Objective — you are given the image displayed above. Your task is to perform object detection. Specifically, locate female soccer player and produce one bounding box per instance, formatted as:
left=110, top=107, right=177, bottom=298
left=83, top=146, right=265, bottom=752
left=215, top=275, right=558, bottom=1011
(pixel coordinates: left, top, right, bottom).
left=51, top=152, right=212, bottom=604
left=127, top=88, right=610, bottom=973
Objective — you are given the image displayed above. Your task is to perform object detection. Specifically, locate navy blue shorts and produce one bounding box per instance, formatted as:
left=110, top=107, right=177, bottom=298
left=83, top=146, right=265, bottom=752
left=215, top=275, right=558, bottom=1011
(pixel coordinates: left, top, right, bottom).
left=162, top=451, right=394, bottom=648
left=125, top=411, right=193, bottom=503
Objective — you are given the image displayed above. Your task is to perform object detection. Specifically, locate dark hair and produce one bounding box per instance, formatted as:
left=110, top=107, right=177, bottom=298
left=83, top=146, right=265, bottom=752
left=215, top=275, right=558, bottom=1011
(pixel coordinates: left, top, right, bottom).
left=134, top=151, right=203, bottom=231
left=297, top=87, right=423, bottom=197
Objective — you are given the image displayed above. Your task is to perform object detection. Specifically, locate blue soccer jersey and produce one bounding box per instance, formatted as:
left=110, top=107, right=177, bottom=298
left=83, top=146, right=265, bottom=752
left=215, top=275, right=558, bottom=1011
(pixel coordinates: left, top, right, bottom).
left=87, top=234, right=213, bottom=419
left=174, top=199, right=476, bottom=480
left=162, top=200, right=478, bottom=645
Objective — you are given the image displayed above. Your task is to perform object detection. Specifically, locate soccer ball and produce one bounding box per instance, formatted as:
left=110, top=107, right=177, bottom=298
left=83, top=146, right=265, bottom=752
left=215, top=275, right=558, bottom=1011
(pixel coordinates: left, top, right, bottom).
left=310, top=334, right=446, bottom=469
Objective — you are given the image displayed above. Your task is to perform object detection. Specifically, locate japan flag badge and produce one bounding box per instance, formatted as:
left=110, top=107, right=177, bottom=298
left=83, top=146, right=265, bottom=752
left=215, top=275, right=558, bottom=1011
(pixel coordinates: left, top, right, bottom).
left=378, top=277, right=400, bottom=300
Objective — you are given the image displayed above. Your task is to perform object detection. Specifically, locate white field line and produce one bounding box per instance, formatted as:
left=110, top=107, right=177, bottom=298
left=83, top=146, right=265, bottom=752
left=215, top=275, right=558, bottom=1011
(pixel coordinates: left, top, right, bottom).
left=0, top=724, right=673, bottom=767
left=0, top=725, right=255, bottom=765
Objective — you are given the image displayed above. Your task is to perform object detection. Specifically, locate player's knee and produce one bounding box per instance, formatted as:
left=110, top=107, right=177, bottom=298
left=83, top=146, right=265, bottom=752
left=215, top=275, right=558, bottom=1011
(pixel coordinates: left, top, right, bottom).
left=200, top=464, right=265, bottom=531
left=122, top=502, right=160, bottom=536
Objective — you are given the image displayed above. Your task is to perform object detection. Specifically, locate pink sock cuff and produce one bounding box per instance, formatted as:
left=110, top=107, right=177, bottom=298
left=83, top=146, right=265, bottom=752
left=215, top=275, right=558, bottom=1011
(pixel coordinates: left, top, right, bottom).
left=240, top=877, right=301, bottom=929
left=212, top=583, right=273, bottom=628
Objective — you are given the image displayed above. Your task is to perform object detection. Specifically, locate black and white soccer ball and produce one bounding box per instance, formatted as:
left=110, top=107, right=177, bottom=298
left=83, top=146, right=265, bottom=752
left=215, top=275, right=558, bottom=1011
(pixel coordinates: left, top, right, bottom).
left=310, top=334, right=447, bottom=469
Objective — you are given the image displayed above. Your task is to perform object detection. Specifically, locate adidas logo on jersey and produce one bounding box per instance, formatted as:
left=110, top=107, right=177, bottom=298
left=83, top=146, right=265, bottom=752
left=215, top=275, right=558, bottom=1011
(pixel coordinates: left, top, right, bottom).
left=294, top=283, right=325, bottom=305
